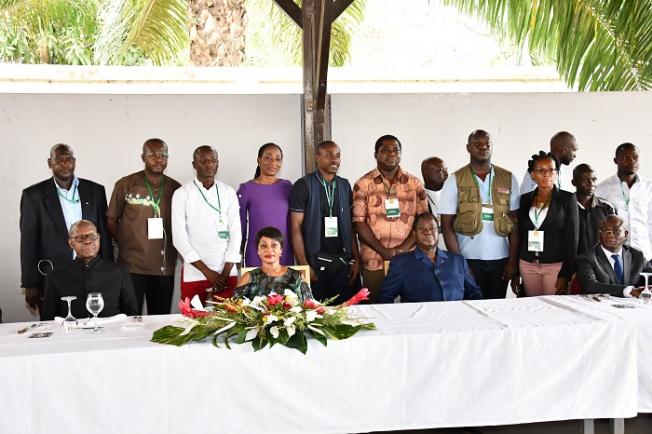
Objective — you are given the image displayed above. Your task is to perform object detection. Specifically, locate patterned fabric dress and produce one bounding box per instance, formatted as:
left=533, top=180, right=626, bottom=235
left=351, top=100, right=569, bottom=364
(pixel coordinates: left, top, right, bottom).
left=234, top=268, right=313, bottom=301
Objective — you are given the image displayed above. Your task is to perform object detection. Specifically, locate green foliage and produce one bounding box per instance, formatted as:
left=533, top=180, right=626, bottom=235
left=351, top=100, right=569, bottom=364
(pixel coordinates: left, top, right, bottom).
left=0, top=0, right=189, bottom=65
left=442, top=0, right=652, bottom=91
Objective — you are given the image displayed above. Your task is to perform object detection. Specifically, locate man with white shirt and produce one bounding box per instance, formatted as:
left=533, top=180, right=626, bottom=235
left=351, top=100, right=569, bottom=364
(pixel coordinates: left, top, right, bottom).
left=421, top=156, right=448, bottom=249
left=595, top=143, right=652, bottom=261
left=172, top=146, right=241, bottom=304
left=520, top=131, right=578, bottom=194
left=576, top=215, right=651, bottom=297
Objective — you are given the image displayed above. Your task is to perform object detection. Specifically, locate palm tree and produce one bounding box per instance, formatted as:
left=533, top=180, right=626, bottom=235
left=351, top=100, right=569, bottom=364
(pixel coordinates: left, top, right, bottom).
left=189, top=0, right=246, bottom=66
left=0, top=0, right=189, bottom=65
left=442, top=0, right=652, bottom=91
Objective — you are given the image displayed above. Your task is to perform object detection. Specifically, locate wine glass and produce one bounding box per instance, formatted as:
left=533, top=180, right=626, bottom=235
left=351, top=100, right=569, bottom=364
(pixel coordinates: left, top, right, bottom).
left=60, top=296, right=77, bottom=333
left=86, top=292, right=104, bottom=332
left=639, top=272, right=652, bottom=303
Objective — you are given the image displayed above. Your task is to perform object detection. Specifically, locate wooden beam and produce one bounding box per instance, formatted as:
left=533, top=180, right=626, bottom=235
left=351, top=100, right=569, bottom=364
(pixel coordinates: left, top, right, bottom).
left=331, top=0, right=354, bottom=23
left=302, top=0, right=317, bottom=173
left=272, top=0, right=302, bottom=28
left=315, top=0, right=332, bottom=110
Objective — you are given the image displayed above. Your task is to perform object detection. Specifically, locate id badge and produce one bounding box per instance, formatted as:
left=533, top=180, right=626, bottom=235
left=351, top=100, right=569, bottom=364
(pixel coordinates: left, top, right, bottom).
left=385, top=198, right=401, bottom=218
left=528, top=230, right=544, bottom=252
left=481, top=204, right=494, bottom=222
left=147, top=217, right=164, bottom=240
left=324, top=216, right=338, bottom=238
left=216, top=218, right=229, bottom=240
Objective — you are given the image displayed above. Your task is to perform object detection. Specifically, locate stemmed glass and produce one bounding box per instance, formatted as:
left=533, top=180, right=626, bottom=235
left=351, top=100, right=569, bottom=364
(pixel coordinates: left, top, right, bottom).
left=86, top=292, right=104, bottom=332
left=639, top=272, right=652, bottom=302
left=60, top=296, right=77, bottom=333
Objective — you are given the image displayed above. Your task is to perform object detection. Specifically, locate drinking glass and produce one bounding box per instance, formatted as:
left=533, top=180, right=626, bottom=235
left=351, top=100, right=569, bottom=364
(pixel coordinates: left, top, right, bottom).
left=60, top=296, right=77, bottom=333
left=639, top=272, right=652, bottom=303
left=86, top=292, right=104, bottom=332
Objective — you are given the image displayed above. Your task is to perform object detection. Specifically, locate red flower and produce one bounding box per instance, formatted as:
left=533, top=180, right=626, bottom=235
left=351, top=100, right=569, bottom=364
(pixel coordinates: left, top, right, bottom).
left=303, top=299, right=319, bottom=309
left=316, top=306, right=325, bottom=314
left=283, top=302, right=293, bottom=310
left=343, top=288, right=370, bottom=306
left=178, top=297, right=210, bottom=318
left=267, top=294, right=283, bottom=306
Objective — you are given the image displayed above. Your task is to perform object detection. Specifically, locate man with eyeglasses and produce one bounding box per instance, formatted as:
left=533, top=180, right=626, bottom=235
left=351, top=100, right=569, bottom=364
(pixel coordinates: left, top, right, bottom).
left=172, top=146, right=241, bottom=304
left=42, top=220, right=137, bottom=320
left=440, top=130, right=520, bottom=299
left=107, top=139, right=181, bottom=315
left=520, top=131, right=579, bottom=194
left=576, top=215, right=652, bottom=297
left=596, top=143, right=652, bottom=261
left=20, top=143, right=112, bottom=318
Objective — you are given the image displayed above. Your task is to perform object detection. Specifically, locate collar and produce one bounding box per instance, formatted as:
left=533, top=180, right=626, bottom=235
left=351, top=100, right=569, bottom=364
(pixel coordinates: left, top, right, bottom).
left=601, top=245, right=623, bottom=259
left=414, top=246, right=447, bottom=266
left=371, top=166, right=405, bottom=184
left=194, top=177, right=216, bottom=191
left=53, top=176, right=79, bottom=192
left=314, top=171, right=336, bottom=185
left=576, top=194, right=600, bottom=210
left=73, top=255, right=101, bottom=269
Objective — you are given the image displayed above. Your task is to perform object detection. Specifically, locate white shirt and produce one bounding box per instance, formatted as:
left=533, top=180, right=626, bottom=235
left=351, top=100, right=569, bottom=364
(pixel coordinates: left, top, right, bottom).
left=172, top=178, right=242, bottom=282
left=599, top=245, right=634, bottom=297
left=54, top=177, right=82, bottom=232
left=426, top=189, right=446, bottom=250
left=520, top=164, right=574, bottom=195
left=439, top=168, right=520, bottom=260
left=595, top=174, right=652, bottom=261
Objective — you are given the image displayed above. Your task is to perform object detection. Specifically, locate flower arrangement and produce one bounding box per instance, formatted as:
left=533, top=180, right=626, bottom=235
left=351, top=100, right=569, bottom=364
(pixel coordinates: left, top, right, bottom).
left=151, top=288, right=375, bottom=354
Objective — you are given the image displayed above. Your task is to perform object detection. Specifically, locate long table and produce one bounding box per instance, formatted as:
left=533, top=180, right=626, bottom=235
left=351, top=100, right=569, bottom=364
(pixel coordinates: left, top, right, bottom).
left=1, top=295, right=650, bottom=434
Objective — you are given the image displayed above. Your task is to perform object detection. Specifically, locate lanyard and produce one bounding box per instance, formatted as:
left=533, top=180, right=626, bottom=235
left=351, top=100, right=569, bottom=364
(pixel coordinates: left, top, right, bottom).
left=320, top=178, right=337, bottom=217
left=619, top=181, right=630, bottom=209
left=471, top=166, right=492, bottom=204
left=144, top=175, right=165, bottom=217
left=57, top=184, right=79, bottom=204
left=532, top=195, right=551, bottom=229
left=194, top=180, right=221, bottom=214
left=427, top=195, right=438, bottom=213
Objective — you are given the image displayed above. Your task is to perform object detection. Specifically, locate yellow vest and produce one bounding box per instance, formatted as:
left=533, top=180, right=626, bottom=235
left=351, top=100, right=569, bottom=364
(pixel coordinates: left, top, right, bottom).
left=453, top=164, right=515, bottom=237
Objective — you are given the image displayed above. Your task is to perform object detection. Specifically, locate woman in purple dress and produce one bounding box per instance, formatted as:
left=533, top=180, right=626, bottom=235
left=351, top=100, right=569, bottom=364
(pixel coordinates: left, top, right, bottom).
left=238, top=143, right=294, bottom=266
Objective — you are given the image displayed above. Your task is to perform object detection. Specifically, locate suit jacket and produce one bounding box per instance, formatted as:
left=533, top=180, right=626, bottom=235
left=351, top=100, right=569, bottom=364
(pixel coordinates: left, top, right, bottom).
left=576, top=244, right=651, bottom=297
left=42, top=257, right=137, bottom=320
left=378, top=247, right=482, bottom=303
left=518, top=186, right=579, bottom=279
left=20, top=177, right=112, bottom=290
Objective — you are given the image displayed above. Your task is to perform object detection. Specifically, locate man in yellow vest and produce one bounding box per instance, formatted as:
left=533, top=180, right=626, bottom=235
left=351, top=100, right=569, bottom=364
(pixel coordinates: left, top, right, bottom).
left=439, top=130, right=520, bottom=299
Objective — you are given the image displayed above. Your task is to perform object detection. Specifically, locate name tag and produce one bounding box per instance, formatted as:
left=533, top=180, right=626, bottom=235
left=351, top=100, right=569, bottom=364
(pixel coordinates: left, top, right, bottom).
left=147, top=218, right=164, bottom=240
left=481, top=204, right=494, bottom=222
left=216, top=218, right=229, bottom=240
left=385, top=198, right=400, bottom=218
left=324, top=216, right=338, bottom=238
left=528, top=230, right=544, bottom=252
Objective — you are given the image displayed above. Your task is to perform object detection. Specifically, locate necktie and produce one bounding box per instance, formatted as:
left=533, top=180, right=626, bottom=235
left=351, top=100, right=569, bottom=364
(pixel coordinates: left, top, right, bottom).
left=612, top=254, right=624, bottom=284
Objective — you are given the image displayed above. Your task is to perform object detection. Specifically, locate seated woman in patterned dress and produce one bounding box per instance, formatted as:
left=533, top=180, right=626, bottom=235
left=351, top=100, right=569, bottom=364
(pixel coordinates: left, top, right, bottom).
left=234, top=227, right=313, bottom=300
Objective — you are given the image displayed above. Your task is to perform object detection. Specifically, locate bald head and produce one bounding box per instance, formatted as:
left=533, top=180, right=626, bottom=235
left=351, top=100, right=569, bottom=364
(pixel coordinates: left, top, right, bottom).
left=598, top=215, right=627, bottom=252
left=49, top=143, right=74, bottom=159
left=69, top=219, right=97, bottom=238
left=421, top=157, right=448, bottom=191
left=549, top=131, right=577, bottom=165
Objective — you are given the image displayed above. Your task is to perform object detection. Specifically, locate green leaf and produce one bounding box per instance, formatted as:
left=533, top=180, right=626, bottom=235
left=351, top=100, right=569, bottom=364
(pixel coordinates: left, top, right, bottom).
left=308, top=330, right=328, bottom=347
left=285, top=331, right=308, bottom=354
left=151, top=325, right=186, bottom=345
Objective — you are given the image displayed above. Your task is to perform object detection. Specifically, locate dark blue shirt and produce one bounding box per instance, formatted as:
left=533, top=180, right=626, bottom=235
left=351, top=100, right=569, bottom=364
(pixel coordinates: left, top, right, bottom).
left=378, top=247, right=482, bottom=303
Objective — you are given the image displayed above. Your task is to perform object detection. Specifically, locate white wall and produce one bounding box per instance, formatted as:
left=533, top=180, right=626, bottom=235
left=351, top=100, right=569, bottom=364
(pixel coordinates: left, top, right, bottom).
left=2, top=91, right=651, bottom=322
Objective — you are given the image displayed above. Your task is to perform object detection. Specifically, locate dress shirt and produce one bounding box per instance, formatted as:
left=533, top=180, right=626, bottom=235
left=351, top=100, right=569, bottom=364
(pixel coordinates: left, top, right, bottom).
left=528, top=205, right=550, bottom=229
left=439, top=168, right=520, bottom=260
left=520, top=164, right=573, bottom=195
left=55, top=176, right=82, bottom=232
left=172, top=178, right=242, bottom=282
left=596, top=174, right=652, bottom=261
left=600, top=245, right=634, bottom=297
left=426, top=189, right=446, bottom=250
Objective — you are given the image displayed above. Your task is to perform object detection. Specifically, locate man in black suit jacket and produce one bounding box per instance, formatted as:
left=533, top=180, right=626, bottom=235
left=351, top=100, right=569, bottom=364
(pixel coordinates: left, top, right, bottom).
left=20, top=144, right=112, bottom=317
left=576, top=215, right=651, bottom=297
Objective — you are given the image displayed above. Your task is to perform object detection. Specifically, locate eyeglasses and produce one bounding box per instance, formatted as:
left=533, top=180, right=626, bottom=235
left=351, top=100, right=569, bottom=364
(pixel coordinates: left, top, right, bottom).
left=533, top=168, right=557, bottom=176
left=598, top=229, right=623, bottom=236
left=71, top=233, right=99, bottom=243
left=145, top=152, right=169, bottom=160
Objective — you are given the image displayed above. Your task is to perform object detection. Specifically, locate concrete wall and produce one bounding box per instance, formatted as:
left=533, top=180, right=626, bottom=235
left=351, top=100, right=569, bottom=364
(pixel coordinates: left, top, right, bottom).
left=1, top=91, right=651, bottom=322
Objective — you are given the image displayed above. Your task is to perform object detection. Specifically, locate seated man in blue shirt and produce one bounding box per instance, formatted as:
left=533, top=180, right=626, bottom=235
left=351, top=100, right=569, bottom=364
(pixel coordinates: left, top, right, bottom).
left=378, top=212, right=482, bottom=303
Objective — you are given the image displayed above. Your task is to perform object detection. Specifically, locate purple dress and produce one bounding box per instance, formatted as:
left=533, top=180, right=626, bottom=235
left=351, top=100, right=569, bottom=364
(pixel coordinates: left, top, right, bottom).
left=237, top=179, right=294, bottom=266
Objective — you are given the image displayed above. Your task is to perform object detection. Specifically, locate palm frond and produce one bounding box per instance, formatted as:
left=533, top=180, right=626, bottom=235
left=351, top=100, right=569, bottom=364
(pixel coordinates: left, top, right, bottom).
left=442, top=0, right=652, bottom=91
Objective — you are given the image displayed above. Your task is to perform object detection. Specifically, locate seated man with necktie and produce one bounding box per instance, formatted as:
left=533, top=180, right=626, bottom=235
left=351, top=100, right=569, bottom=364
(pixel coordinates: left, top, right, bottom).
left=377, top=212, right=482, bottom=303
left=576, top=215, right=652, bottom=297
left=42, top=220, right=138, bottom=320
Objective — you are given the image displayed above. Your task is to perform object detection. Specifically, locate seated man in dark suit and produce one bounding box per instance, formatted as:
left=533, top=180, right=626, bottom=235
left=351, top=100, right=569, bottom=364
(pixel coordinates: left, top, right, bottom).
left=378, top=212, right=482, bottom=303
left=42, top=220, right=138, bottom=320
left=576, top=215, right=651, bottom=297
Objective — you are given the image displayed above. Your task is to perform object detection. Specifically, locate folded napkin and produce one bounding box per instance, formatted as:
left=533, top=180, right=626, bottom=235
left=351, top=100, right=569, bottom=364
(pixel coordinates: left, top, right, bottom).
left=54, top=314, right=128, bottom=328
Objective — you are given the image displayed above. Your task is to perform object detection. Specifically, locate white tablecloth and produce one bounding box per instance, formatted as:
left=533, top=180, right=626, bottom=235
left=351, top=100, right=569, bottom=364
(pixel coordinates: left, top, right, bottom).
left=0, top=296, right=647, bottom=434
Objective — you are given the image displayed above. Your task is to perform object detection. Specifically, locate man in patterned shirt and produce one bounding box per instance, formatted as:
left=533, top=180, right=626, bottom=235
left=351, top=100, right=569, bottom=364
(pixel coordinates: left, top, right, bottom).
left=353, top=135, right=428, bottom=302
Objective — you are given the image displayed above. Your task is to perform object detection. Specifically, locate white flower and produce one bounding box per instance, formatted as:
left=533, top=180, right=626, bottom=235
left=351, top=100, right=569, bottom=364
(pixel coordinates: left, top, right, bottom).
left=286, top=324, right=296, bottom=337
left=180, top=319, right=199, bottom=336
left=245, top=327, right=259, bottom=341
left=283, top=290, right=299, bottom=306
left=306, top=310, right=318, bottom=322
left=307, top=325, right=325, bottom=336
left=289, top=306, right=302, bottom=313
left=270, top=326, right=280, bottom=339
left=251, top=296, right=266, bottom=309
left=283, top=316, right=296, bottom=327
left=213, top=321, right=236, bottom=336
left=264, top=314, right=279, bottom=325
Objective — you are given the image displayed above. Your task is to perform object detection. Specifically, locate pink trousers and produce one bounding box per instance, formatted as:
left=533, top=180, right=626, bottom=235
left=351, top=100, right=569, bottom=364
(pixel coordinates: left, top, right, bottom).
left=519, top=259, right=562, bottom=296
